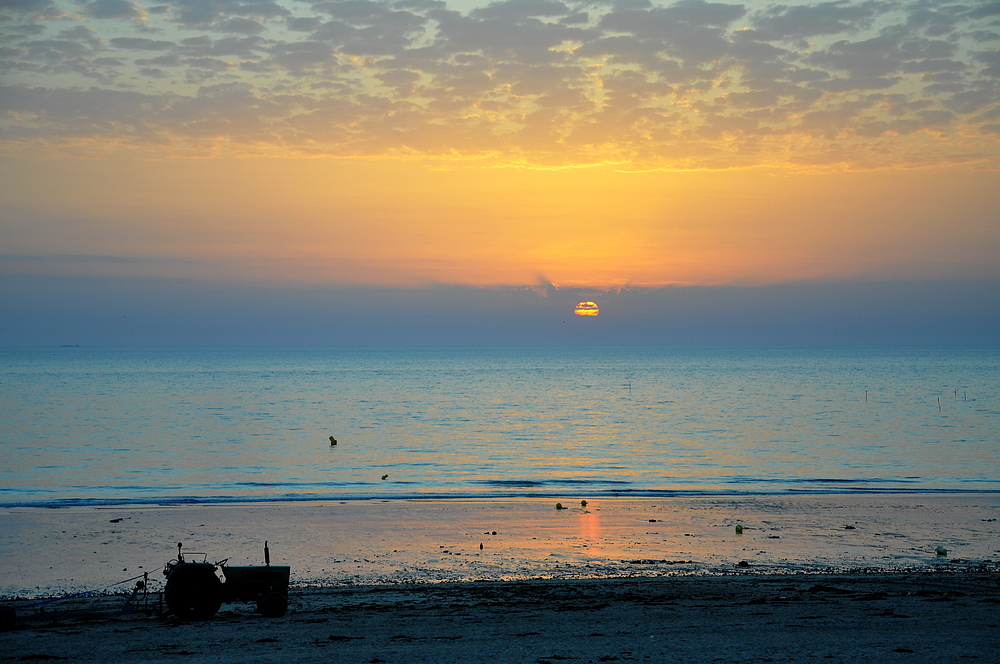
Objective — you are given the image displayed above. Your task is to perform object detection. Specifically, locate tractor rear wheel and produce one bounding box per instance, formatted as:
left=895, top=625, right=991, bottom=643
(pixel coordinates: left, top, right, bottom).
left=0, top=607, right=15, bottom=631
left=257, top=591, right=287, bottom=618
left=165, top=564, right=223, bottom=621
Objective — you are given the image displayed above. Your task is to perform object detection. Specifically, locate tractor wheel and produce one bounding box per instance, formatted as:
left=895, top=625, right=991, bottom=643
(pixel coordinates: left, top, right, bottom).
left=0, top=607, right=15, bottom=631
left=257, top=592, right=288, bottom=618
left=165, top=564, right=224, bottom=621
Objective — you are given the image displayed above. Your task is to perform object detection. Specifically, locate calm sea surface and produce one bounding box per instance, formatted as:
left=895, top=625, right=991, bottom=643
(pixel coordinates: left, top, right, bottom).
left=1, top=347, right=997, bottom=507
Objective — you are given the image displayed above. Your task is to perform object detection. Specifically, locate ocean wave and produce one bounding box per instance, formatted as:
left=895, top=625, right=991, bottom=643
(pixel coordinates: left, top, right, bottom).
left=3, top=486, right=999, bottom=509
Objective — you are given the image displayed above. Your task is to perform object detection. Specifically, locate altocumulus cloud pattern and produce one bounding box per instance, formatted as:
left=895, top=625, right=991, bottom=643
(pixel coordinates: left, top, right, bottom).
left=1, top=0, right=999, bottom=169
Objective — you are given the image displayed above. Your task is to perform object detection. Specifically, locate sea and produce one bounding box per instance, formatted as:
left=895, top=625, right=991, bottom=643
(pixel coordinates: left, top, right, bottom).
left=1, top=347, right=997, bottom=508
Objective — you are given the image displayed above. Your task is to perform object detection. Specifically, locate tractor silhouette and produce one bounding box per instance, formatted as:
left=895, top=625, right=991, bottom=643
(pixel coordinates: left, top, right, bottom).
left=163, top=542, right=289, bottom=620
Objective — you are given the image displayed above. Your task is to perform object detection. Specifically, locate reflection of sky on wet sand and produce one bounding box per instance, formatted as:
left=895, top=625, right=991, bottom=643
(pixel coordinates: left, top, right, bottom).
left=2, top=496, right=998, bottom=598
left=578, top=510, right=600, bottom=549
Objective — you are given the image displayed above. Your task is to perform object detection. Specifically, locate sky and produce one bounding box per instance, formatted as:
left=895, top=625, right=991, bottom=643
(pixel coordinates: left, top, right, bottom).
left=1, top=0, right=999, bottom=345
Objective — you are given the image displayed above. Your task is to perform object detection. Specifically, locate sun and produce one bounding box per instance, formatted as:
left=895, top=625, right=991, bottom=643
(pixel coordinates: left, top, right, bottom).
left=574, top=301, right=599, bottom=316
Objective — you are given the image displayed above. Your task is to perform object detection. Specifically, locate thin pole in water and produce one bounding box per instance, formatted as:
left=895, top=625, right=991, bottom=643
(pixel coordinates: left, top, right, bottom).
left=937, top=396, right=941, bottom=412
left=865, top=390, right=868, bottom=402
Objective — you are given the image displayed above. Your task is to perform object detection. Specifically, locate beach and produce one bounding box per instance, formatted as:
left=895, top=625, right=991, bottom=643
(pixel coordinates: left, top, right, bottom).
left=3, top=496, right=999, bottom=661
left=3, top=573, right=998, bottom=662
left=3, top=495, right=998, bottom=596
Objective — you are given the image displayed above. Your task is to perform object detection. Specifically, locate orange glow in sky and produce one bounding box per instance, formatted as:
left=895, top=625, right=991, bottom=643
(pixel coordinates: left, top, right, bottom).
left=3, top=157, right=996, bottom=288
left=1, top=0, right=999, bottom=292
left=575, top=302, right=600, bottom=316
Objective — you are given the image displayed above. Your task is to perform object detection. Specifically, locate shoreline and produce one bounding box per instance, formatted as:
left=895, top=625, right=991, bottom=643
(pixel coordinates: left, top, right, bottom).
left=5, top=486, right=1000, bottom=511
left=3, top=495, right=998, bottom=600
left=4, top=572, right=998, bottom=662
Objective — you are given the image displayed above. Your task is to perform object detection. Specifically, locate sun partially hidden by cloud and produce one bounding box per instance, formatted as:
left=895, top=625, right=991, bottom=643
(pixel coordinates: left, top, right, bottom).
left=575, top=301, right=599, bottom=316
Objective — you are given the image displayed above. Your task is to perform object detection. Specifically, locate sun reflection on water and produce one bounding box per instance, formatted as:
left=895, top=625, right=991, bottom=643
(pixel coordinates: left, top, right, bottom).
left=578, top=509, right=601, bottom=549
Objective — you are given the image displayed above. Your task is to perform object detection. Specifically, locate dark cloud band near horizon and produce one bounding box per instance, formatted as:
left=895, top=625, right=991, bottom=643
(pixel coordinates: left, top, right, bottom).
left=2, top=273, right=997, bottom=347
left=1, top=0, right=998, bottom=169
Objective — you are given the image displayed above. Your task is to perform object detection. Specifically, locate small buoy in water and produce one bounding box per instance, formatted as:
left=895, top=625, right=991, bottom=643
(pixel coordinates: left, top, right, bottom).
left=381, top=474, right=388, bottom=480
left=555, top=503, right=565, bottom=510
left=479, top=543, right=483, bottom=550
left=329, top=436, right=337, bottom=445
left=935, top=546, right=948, bottom=556
left=735, top=525, right=744, bottom=534
left=580, top=500, right=587, bottom=507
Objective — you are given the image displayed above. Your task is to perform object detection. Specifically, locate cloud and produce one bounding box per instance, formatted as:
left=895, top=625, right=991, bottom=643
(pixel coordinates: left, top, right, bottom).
left=470, top=0, right=571, bottom=20
left=0, top=0, right=998, bottom=170
left=808, top=32, right=956, bottom=78
left=750, top=1, right=887, bottom=42
left=2, top=22, right=48, bottom=35
left=110, top=36, right=174, bottom=49
left=0, top=253, right=187, bottom=263
left=167, top=0, right=291, bottom=30
left=135, top=52, right=179, bottom=65
left=977, top=49, right=1000, bottom=78
left=269, top=39, right=336, bottom=74
left=598, top=2, right=743, bottom=65
left=967, top=1, right=1000, bottom=20
left=2, top=274, right=998, bottom=346
left=0, top=85, right=167, bottom=136
left=177, top=35, right=265, bottom=57
left=434, top=6, right=587, bottom=62
left=216, top=16, right=266, bottom=33
left=79, top=0, right=145, bottom=20
left=0, top=0, right=63, bottom=18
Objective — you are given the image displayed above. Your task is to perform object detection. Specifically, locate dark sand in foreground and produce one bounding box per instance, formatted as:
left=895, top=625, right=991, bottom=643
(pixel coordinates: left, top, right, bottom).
left=4, top=573, right=998, bottom=663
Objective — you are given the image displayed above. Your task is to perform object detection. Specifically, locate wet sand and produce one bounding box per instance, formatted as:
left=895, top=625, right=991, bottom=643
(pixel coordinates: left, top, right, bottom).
left=2, top=495, right=998, bottom=597
left=3, top=573, right=999, bottom=663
